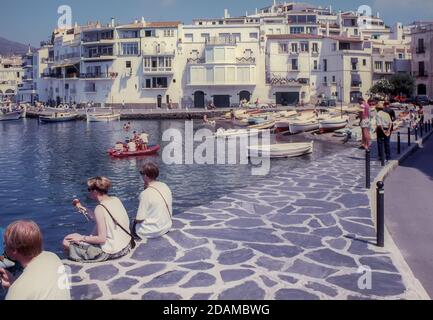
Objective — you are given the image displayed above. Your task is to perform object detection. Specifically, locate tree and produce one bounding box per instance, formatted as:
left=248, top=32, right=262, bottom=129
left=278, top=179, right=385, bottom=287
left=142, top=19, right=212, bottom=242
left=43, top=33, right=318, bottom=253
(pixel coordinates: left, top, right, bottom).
left=389, top=73, right=415, bottom=97
left=369, top=79, right=394, bottom=99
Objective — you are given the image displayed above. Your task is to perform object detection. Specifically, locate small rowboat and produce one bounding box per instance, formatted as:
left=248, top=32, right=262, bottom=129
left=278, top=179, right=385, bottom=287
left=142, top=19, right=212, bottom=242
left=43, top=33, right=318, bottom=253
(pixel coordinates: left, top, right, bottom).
left=108, top=144, right=161, bottom=158
left=248, top=141, right=314, bottom=158
left=39, top=112, right=77, bottom=123
left=319, top=116, right=349, bottom=133
left=214, top=128, right=261, bottom=138
left=289, top=119, right=319, bottom=134
left=87, top=113, right=121, bottom=122
left=0, top=110, right=22, bottom=121
left=248, top=120, right=275, bottom=130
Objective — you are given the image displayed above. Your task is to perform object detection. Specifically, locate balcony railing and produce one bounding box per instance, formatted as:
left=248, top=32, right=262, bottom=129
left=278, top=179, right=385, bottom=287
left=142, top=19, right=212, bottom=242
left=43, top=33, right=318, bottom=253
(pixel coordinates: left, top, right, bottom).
left=351, top=82, right=362, bottom=87
left=187, top=58, right=206, bottom=64
left=143, top=67, right=173, bottom=73
left=41, top=58, right=55, bottom=64
left=413, top=71, right=428, bottom=77
left=416, top=47, right=426, bottom=54
left=82, top=37, right=114, bottom=43
left=266, top=74, right=309, bottom=86
left=205, top=36, right=236, bottom=45
left=80, top=73, right=118, bottom=79
left=82, top=52, right=115, bottom=59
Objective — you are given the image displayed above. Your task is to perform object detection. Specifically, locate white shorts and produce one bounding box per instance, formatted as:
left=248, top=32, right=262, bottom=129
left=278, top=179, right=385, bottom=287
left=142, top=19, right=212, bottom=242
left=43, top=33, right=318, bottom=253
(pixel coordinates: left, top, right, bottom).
left=360, top=119, right=370, bottom=129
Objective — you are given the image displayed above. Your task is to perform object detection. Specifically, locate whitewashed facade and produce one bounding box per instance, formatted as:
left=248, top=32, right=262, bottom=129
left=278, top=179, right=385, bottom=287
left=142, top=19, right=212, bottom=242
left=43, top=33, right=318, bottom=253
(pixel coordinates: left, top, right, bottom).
left=26, top=2, right=412, bottom=107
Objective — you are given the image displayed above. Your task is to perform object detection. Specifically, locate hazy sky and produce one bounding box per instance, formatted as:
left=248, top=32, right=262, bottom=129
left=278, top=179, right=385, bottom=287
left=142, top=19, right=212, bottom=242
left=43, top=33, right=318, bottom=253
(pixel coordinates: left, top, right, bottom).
left=1, top=0, right=433, bottom=46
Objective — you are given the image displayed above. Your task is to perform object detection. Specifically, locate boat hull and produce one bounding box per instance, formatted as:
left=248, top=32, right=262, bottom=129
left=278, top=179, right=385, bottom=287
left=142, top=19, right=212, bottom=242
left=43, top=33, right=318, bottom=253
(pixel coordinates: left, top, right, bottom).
left=319, top=117, right=349, bottom=133
left=87, top=114, right=121, bottom=122
left=39, top=115, right=77, bottom=123
left=108, top=144, right=161, bottom=158
left=289, top=121, right=319, bottom=134
left=0, top=111, right=22, bottom=121
left=248, top=142, right=313, bottom=158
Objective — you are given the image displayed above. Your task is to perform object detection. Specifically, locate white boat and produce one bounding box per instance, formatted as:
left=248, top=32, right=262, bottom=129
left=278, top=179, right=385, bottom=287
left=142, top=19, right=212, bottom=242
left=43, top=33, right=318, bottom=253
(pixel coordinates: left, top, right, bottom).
left=87, top=113, right=121, bottom=122
left=289, top=119, right=319, bottom=134
left=248, top=120, right=275, bottom=130
left=319, top=115, right=349, bottom=133
left=0, top=110, right=22, bottom=121
left=39, top=112, right=77, bottom=123
left=248, top=141, right=314, bottom=158
left=214, top=128, right=262, bottom=138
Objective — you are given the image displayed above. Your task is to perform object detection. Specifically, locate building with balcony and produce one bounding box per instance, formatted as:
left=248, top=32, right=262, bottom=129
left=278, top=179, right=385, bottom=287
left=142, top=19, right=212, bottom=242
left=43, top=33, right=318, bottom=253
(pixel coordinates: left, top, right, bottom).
left=411, top=22, right=433, bottom=97
left=0, top=55, right=23, bottom=101
left=28, top=1, right=416, bottom=107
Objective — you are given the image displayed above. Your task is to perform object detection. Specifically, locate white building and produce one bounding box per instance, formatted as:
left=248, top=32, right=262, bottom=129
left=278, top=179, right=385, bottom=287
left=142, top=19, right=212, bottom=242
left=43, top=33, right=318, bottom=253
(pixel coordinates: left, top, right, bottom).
left=0, top=55, right=23, bottom=101
left=411, top=22, right=433, bottom=97
left=28, top=1, right=412, bottom=107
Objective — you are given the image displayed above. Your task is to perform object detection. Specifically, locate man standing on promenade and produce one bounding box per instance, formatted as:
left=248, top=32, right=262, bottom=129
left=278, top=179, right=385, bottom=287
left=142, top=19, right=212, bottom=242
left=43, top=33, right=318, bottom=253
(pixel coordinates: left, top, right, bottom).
left=358, top=98, right=371, bottom=151
left=376, top=102, right=393, bottom=163
left=0, top=220, right=71, bottom=300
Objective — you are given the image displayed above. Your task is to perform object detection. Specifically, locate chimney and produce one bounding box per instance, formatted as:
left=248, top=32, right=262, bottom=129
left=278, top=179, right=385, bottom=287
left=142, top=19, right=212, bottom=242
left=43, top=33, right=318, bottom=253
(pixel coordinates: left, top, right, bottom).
left=141, top=17, right=145, bottom=24
left=255, top=8, right=258, bottom=15
left=110, top=17, right=115, bottom=27
left=329, top=5, right=332, bottom=14
left=377, top=12, right=380, bottom=19
left=224, top=9, right=230, bottom=19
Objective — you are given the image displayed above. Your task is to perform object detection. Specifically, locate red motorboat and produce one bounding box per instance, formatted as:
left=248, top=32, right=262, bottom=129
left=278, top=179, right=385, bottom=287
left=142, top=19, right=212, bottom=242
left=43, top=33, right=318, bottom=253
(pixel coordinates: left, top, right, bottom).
left=108, top=144, right=161, bottom=158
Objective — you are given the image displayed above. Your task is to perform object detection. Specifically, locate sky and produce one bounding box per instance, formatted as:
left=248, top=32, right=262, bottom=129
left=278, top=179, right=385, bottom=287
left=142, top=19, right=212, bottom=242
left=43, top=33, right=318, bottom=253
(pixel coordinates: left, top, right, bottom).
left=1, top=0, right=433, bottom=46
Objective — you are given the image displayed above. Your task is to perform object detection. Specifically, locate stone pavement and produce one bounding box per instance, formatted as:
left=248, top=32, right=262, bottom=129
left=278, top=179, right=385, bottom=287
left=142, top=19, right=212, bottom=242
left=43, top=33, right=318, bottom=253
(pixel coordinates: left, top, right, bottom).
left=66, top=145, right=426, bottom=300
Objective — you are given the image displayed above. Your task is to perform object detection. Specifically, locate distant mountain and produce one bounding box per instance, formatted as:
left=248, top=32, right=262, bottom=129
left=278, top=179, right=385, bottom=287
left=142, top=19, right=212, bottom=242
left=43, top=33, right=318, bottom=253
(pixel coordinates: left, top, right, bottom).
left=0, top=36, right=32, bottom=56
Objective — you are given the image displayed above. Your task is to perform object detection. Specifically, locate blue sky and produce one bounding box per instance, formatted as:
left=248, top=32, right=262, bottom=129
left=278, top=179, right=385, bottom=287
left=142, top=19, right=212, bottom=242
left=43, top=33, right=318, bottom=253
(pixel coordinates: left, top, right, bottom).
left=1, top=0, right=433, bottom=46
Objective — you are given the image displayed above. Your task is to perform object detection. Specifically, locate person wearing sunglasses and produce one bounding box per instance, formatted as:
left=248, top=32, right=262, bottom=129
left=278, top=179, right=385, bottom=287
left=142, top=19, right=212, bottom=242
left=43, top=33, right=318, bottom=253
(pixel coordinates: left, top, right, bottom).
left=134, top=162, right=173, bottom=240
left=0, top=220, right=71, bottom=300
left=63, top=177, right=132, bottom=263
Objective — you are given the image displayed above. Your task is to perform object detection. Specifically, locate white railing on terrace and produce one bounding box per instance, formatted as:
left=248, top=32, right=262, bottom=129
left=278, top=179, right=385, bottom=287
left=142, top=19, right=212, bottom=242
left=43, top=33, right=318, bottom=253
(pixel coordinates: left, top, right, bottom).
left=205, top=36, right=237, bottom=45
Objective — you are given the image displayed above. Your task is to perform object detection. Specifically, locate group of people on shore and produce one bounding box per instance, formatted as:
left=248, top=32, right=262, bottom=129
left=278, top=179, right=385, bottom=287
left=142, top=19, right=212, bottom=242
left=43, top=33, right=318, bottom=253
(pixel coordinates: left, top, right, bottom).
left=358, top=98, right=425, bottom=163
left=1, top=162, right=172, bottom=300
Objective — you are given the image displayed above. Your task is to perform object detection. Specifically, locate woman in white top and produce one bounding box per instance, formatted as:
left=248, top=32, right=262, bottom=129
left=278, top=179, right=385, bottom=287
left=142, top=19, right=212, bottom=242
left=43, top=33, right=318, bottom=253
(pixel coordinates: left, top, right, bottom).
left=63, top=177, right=132, bottom=263
left=134, top=162, right=173, bottom=239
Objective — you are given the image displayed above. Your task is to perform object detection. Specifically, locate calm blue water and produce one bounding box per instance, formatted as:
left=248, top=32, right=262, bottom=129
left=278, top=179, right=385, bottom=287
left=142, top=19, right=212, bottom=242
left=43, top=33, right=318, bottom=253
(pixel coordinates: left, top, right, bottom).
left=0, top=118, right=346, bottom=255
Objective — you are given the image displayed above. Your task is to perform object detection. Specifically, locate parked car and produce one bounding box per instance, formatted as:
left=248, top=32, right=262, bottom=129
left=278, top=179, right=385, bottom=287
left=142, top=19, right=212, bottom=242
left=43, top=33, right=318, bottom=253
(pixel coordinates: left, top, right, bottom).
left=414, top=95, right=431, bottom=106
left=316, top=99, right=337, bottom=108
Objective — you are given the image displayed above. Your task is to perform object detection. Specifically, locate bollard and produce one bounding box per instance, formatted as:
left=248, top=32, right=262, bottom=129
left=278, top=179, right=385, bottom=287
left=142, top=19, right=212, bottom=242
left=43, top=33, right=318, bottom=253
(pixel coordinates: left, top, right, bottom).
left=408, top=127, right=411, bottom=146
left=365, top=150, right=371, bottom=189
left=376, top=181, right=385, bottom=247
left=397, top=132, right=401, bottom=154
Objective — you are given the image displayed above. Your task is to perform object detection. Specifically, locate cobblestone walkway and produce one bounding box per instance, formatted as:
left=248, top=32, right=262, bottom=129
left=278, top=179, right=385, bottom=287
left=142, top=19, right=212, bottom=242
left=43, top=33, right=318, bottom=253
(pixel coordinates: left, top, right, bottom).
left=66, top=147, right=423, bottom=300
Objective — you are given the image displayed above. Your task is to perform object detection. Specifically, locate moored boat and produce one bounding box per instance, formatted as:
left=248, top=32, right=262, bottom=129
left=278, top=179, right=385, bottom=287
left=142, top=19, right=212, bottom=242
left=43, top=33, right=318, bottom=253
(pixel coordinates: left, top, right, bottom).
left=248, top=141, right=314, bottom=158
left=214, top=128, right=261, bottom=138
left=0, top=110, right=22, bottom=121
left=248, top=120, right=275, bottom=130
left=39, top=112, right=77, bottom=123
left=319, top=115, right=349, bottom=133
left=108, top=144, right=161, bottom=158
left=87, top=113, right=121, bottom=122
left=289, top=119, right=319, bottom=134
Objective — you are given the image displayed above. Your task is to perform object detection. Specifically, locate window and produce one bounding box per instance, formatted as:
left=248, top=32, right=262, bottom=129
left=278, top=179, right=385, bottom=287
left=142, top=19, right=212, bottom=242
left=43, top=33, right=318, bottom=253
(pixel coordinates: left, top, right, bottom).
left=215, top=67, right=225, bottom=82
left=312, top=43, right=318, bottom=53
left=152, top=77, right=168, bottom=88
left=291, top=43, right=298, bottom=53
left=85, top=82, right=96, bottom=92
left=121, top=42, right=139, bottom=55
left=232, top=33, right=241, bottom=42
left=201, top=33, right=210, bottom=42
left=290, top=27, right=304, bottom=34
left=363, top=59, right=367, bottom=66
left=332, top=43, right=337, bottom=51
left=163, top=29, right=175, bottom=37
left=184, top=33, right=194, bottom=42
left=238, top=67, right=250, bottom=82
left=249, top=32, right=258, bottom=40
left=398, top=53, right=403, bottom=59
left=313, top=60, right=318, bottom=70
left=306, top=27, right=317, bottom=34
left=354, top=29, right=359, bottom=36
left=332, top=76, right=336, bottom=83
left=300, top=42, right=309, bottom=52
left=144, top=30, right=153, bottom=37
left=324, top=76, right=327, bottom=84
left=291, top=59, right=298, bottom=70
left=269, top=29, right=274, bottom=35
left=126, top=61, right=132, bottom=68
left=279, top=43, right=288, bottom=53
left=375, top=61, right=382, bottom=70
left=145, top=79, right=151, bottom=88
left=276, top=28, right=281, bottom=35
left=206, top=68, right=214, bottom=82
left=323, top=59, right=327, bottom=72
left=352, top=61, right=357, bottom=71
left=385, top=62, right=393, bottom=72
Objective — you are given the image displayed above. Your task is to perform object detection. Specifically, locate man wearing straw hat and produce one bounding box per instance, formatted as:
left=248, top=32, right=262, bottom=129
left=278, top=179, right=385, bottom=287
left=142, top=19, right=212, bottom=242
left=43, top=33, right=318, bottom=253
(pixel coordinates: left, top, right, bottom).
left=375, top=101, right=393, bottom=163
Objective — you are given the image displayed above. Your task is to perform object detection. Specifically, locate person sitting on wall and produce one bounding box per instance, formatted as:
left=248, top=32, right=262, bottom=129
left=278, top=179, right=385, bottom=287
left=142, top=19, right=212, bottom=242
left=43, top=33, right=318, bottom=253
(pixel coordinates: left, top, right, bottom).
left=63, top=177, right=133, bottom=263
left=133, top=162, right=173, bottom=240
left=1, top=220, right=71, bottom=300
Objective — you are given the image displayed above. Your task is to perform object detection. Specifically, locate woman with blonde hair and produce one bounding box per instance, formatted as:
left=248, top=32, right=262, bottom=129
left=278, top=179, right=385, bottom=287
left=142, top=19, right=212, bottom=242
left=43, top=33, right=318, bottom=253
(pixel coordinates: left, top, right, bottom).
left=63, top=176, right=134, bottom=263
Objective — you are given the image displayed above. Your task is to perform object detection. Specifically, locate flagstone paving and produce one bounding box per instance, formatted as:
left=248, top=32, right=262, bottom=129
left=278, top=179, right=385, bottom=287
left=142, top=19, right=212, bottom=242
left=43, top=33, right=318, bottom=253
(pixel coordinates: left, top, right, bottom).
left=66, top=146, right=423, bottom=300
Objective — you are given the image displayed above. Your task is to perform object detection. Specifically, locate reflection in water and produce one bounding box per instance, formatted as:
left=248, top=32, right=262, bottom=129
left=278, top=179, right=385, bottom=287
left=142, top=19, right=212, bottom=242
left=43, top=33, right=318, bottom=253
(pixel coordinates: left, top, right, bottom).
left=0, top=119, right=347, bottom=253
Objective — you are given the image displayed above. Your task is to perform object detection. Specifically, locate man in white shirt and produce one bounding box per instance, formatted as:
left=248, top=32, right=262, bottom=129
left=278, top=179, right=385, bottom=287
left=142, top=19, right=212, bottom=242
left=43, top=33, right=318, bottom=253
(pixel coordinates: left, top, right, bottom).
left=135, top=162, right=173, bottom=239
left=375, top=102, right=393, bottom=162
left=0, top=220, right=71, bottom=300
left=127, top=139, right=137, bottom=152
